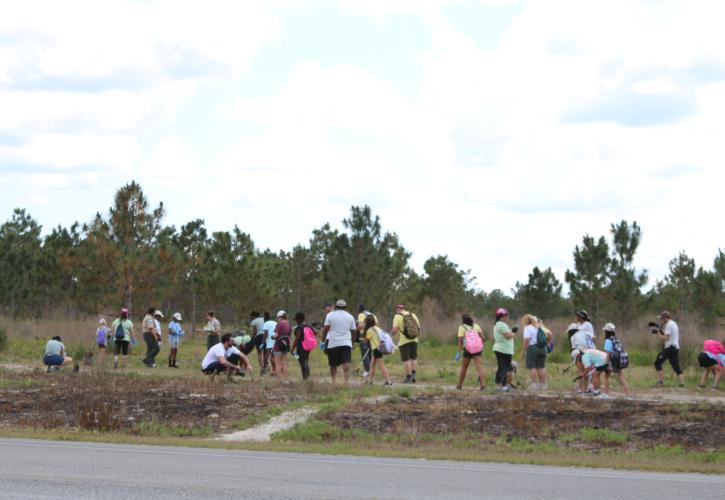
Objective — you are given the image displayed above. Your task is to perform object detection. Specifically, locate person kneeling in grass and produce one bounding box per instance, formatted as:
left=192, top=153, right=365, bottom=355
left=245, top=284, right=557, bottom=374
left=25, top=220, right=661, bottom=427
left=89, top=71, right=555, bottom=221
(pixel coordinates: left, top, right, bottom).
left=201, top=333, right=253, bottom=382
left=43, top=336, right=77, bottom=372
left=364, top=314, right=393, bottom=386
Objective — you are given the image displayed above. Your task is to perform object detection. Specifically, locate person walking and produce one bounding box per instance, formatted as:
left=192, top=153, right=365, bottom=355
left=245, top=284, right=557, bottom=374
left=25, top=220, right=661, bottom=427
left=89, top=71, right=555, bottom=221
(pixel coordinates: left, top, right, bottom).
left=521, top=314, right=547, bottom=391
left=601, top=323, right=630, bottom=397
left=272, top=311, right=292, bottom=383
left=112, top=308, right=136, bottom=369
left=455, top=314, right=486, bottom=390
left=197, top=311, right=222, bottom=350
left=653, top=311, right=685, bottom=388
left=322, top=299, right=356, bottom=384
left=249, top=311, right=266, bottom=372
left=291, top=312, right=315, bottom=381
left=392, top=304, right=420, bottom=383
left=95, top=318, right=111, bottom=366
left=167, top=312, right=185, bottom=368
left=262, top=312, right=277, bottom=375
left=356, top=304, right=372, bottom=377
left=141, top=307, right=160, bottom=368
left=492, top=308, right=516, bottom=391
left=364, top=314, right=392, bottom=386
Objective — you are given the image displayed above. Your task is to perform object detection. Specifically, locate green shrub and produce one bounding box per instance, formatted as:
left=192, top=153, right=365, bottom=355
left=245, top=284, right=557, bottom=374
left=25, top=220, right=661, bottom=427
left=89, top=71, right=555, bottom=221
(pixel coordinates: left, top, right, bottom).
left=0, top=328, right=7, bottom=352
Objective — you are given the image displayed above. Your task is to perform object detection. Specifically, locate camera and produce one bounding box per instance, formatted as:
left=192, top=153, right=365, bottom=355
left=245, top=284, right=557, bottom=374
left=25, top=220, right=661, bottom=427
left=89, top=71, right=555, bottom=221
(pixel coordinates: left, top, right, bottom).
left=648, top=321, right=662, bottom=334
left=511, top=326, right=519, bottom=334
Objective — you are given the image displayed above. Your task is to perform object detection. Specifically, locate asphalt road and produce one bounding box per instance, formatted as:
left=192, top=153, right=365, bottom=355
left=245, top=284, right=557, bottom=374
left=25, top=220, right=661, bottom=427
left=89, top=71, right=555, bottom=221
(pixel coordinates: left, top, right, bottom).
left=0, top=438, right=722, bottom=499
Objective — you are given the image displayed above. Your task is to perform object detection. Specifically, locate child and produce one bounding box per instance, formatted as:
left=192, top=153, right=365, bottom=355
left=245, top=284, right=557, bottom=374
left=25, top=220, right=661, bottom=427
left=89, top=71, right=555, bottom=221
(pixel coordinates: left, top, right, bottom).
left=364, top=314, right=392, bottom=386
left=699, top=339, right=725, bottom=389
left=602, top=323, right=630, bottom=397
left=580, top=348, right=609, bottom=396
left=291, top=312, right=314, bottom=381
left=167, top=313, right=185, bottom=368
left=95, top=319, right=111, bottom=366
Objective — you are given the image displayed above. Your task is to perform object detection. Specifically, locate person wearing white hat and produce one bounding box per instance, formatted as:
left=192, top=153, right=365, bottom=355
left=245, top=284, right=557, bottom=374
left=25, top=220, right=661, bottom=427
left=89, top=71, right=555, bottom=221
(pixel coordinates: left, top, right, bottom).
left=95, top=318, right=111, bottom=366
left=322, top=299, right=356, bottom=384
left=602, top=323, right=630, bottom=397
left=167, top=312, right=185, bottom=368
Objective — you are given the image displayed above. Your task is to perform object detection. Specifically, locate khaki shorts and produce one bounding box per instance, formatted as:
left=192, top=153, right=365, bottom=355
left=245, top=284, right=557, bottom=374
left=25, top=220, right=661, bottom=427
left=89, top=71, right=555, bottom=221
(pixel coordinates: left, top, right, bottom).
left=399, top=342, right=418, bottom=362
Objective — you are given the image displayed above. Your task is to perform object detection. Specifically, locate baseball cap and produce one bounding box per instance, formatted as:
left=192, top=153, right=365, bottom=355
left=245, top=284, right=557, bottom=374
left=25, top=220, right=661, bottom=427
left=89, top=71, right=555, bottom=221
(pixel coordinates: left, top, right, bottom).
left=495, top=307, right=509, bottom=317
left=276, top=310, right=286, bottom=317
left=658, top=310, right=671, bottom=319
left=154, top=310, right=164, bottom=318
left=335, top=299, right=347, bottom=308
left=603, top=322, right=616, bottom=332
left=121, top=308, right=129, bottom=315
left=575, top=310, right=589, bottom=321
left=395, top=303, right=405, bottom=310
left=173, top=312, right=182, bottom=321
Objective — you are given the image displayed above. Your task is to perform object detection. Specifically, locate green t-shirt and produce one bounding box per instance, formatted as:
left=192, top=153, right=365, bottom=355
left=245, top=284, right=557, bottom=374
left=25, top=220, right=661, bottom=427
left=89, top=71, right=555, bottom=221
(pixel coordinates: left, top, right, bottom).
left=493, top=320, right=514, bottom=355
left=111, top=318, right=133, bottom=342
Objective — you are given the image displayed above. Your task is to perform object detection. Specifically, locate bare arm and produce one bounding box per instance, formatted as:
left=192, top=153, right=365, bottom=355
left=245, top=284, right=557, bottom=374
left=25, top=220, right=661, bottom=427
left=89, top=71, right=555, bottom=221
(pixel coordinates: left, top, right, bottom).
left=322, top=325, right=330, bottom=342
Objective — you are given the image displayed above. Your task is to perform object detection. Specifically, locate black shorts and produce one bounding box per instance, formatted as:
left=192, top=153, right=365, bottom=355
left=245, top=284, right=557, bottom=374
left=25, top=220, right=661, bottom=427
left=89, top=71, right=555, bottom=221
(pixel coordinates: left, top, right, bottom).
left=254, top=334, right=266, bottom=351
left=595, top=364, right=610, bottom=373
left=114, top=340, right=129, bottom=355
left=654, top=345, right=683, bottom=375
left=463, top=349, right=481, bottom=359
left=698, top=352, right=718, bottom=368
left=326, top=346, right=352, bottom=367
left=373, top=348, right=383, bottom=359
left=399, top=342, right=418, bottom=362
left=201, top=361, right=225, bottom=374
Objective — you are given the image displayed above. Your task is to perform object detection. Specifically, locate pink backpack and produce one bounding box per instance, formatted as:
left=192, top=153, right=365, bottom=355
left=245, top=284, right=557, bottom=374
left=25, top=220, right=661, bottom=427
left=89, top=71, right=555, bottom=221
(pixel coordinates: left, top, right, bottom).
left=301, top=326, right=318, bottom=351
left=464, top=327, right=483, bottom=354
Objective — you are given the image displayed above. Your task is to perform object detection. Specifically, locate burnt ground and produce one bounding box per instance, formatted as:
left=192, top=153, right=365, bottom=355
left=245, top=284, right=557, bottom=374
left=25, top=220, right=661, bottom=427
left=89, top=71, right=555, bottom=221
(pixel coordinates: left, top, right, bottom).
left=323, top=393, right=725, bottom=452
left=0, top=371, right=309, bottom=434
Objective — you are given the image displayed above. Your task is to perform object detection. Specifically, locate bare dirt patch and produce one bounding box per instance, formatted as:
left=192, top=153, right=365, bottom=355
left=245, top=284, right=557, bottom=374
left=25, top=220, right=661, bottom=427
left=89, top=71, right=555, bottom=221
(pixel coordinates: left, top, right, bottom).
left=0, top=372, right=307, bottom=434
left=323, top=393, right=725, bottom=452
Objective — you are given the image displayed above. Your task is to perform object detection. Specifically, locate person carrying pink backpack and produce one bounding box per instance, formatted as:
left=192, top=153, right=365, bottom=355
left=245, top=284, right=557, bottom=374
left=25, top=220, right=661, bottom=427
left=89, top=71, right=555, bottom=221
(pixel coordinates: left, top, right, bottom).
left=455, top=314, right=486, bottom=390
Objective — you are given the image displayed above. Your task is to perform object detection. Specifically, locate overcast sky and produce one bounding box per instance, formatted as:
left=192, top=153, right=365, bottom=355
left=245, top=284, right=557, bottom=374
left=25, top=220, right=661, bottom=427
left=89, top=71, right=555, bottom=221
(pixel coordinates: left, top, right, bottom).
left=1, top=0, right=723, bottom=293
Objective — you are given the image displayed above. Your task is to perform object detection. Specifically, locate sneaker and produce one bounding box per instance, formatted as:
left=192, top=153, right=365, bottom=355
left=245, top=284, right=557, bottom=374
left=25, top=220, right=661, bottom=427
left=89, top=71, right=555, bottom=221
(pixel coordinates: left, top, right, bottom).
left=528, top=383, right=540, bottom=391
left=500, top=385, right=512, bottom=392
left=539, top=384, right=548, bottom=390
left=384, top=381, right=393, bottom=387
left=591, top=390, right=601, bottom=396
left=479, top=385, right=486, bottom=391
left=403, top=378, right=412, bottom=384
left=575, top=388, right=584, bottom=394
left=455, top=385, right=462, bottom=390
left=361, top=371, right=369, bottom=378
left=599, top=393, right=611, bottom=399
left=651, top=381, right=663, bottom=388
left=46, top=365, right=51, bottom=373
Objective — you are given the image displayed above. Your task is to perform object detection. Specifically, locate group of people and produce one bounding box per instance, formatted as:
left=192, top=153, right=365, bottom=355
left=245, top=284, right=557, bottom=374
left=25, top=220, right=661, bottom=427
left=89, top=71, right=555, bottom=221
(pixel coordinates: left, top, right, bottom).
left=40, top=301, right=725, bottom=394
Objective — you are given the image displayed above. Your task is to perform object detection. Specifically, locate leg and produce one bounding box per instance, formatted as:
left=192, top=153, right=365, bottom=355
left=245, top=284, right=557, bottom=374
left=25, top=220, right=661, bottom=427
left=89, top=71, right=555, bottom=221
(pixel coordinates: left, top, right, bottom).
left=494, top=351, right=504, bottom=386
left=539, top=367, right=547, bottom=386
left=457, top=357, right=471, bottom=388
left=714, top=366, right=723, bottom=388
left=473, top=356, right=485, bottom=388
left=617, top=370, right=630, bottom=396
left=143, top=332, right=154, bottom=365
left=668, top=348, right=685, bottom=386
left=379, top=357, right=391, bottom=383
left=654, top=348, right=666, bottom=383
left=368, top=357, right=377, bottom=384
left=330, top=365, right=338, bottom=384
left=342, top=362, right=350, bottom=385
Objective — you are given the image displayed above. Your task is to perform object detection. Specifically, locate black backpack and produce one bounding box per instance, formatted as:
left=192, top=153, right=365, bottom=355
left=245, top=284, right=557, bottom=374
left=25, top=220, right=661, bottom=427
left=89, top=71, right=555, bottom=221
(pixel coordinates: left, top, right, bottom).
left=114, top=321, right=126, bottom=341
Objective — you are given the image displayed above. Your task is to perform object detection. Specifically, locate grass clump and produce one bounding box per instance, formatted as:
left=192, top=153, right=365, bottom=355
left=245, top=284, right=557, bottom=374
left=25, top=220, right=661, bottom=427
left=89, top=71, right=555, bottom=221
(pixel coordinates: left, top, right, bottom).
left=579, top=427, right=629, bottom=445
left=130, top=420, right=214, bottom=438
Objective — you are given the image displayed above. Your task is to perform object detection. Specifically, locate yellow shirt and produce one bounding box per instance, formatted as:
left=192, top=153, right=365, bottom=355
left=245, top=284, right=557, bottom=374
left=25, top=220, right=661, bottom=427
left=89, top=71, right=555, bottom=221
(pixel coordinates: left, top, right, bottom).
left=365, top=326, right=381, bottom=350
left=457, top=323, right=483, bottom=338
left=394, top=312, right=420, bottom=346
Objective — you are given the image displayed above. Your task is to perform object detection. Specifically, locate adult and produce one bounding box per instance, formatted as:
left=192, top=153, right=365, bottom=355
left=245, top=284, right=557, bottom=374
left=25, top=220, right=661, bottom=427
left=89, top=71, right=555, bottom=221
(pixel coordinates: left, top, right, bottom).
left=167, top=312, right=185, bottom=368
left=201, top=333, right=252, bottom=382
left=43, top=336, right=74, bottom=372
left=602, top=323, right=630, bottom=397
left=262, top=312, right=277, bottom=375
left=698, top=339, right=725, bottom=389
left=492, top=308, right=515, bottom=391
left=568, top=318, right=591, bottom=393
left=249, top=311, right=266, bottom=371
left=653, top=311, right=685, bottom=387
left=356, top=304, right=372, bottom=377
left=141, top=307, right=160, bottom=368
left=455, top=314, right=486, bottom=391
left=322, top=299, right=356, bottom=384
left=197, top=311, right=221, bottom=350
left=272, top=311, right=292, bottom=383
left=95, top=318, right=111, bottom=366
left=111, top=308, right=136, bottom=369
left=574, top=310, right=595, bottom=348
left=521, top=314, right=547, bottom=391
left=154, top=311, right=164, bottom=346
left=291, top=312, right=314, bottom=381
left=232, top=333, right=254, bottom=375
left=364, top=314, right=392, bottom=386
left=392, top=304, right=420, bottom=383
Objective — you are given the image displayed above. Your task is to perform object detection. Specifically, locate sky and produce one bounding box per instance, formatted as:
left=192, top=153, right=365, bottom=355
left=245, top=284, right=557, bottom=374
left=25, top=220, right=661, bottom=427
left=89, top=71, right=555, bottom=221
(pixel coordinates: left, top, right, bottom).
left=1, top=0, right=724, bottom=293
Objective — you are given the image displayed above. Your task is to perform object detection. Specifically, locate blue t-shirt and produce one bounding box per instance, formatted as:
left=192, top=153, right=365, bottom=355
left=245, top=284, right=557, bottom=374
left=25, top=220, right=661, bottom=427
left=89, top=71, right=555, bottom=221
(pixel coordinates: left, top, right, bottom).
left=263, top=320, right=277, bottom=349
left=604, top=339, right=613, bottom=353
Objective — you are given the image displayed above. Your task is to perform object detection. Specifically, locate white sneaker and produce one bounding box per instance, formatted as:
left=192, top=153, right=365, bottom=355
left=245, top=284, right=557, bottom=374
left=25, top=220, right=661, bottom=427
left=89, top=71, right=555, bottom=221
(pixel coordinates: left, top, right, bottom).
left=528, top=383, right=540, bottom=391
left=599, top=393, right=611, bottom=399
left=361, top=371, right=369, bottom=377
left=539, top=384, right=548, bottom=390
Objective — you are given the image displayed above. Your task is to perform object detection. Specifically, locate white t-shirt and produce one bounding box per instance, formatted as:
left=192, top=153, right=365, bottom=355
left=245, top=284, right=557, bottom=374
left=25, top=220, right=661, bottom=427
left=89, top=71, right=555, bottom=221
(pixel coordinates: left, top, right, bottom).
left=523, top=325, right=538, bottom=347
left=201, top=343, right=226, bottom=369
left=570, top=331, right=589, bottom=351
left=578, top=321, right=595, bottom=348
left=226, top=345, right=242, bottom=358
left=324, top=309, right=356, bottom=349
left=664, top=320, right=680, bottom=349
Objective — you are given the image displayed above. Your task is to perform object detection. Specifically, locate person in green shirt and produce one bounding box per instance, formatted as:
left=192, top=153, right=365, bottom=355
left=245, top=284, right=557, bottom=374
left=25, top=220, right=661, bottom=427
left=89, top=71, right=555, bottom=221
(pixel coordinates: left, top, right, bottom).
left=492, top=307, right=517, bottom=391
left=111, top=308, right=137, bottom=369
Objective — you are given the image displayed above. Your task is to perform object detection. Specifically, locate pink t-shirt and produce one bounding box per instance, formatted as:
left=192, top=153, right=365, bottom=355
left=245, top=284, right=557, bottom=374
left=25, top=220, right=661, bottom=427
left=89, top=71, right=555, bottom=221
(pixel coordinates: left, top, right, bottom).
left=703, top=340, right=725, bottom=356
